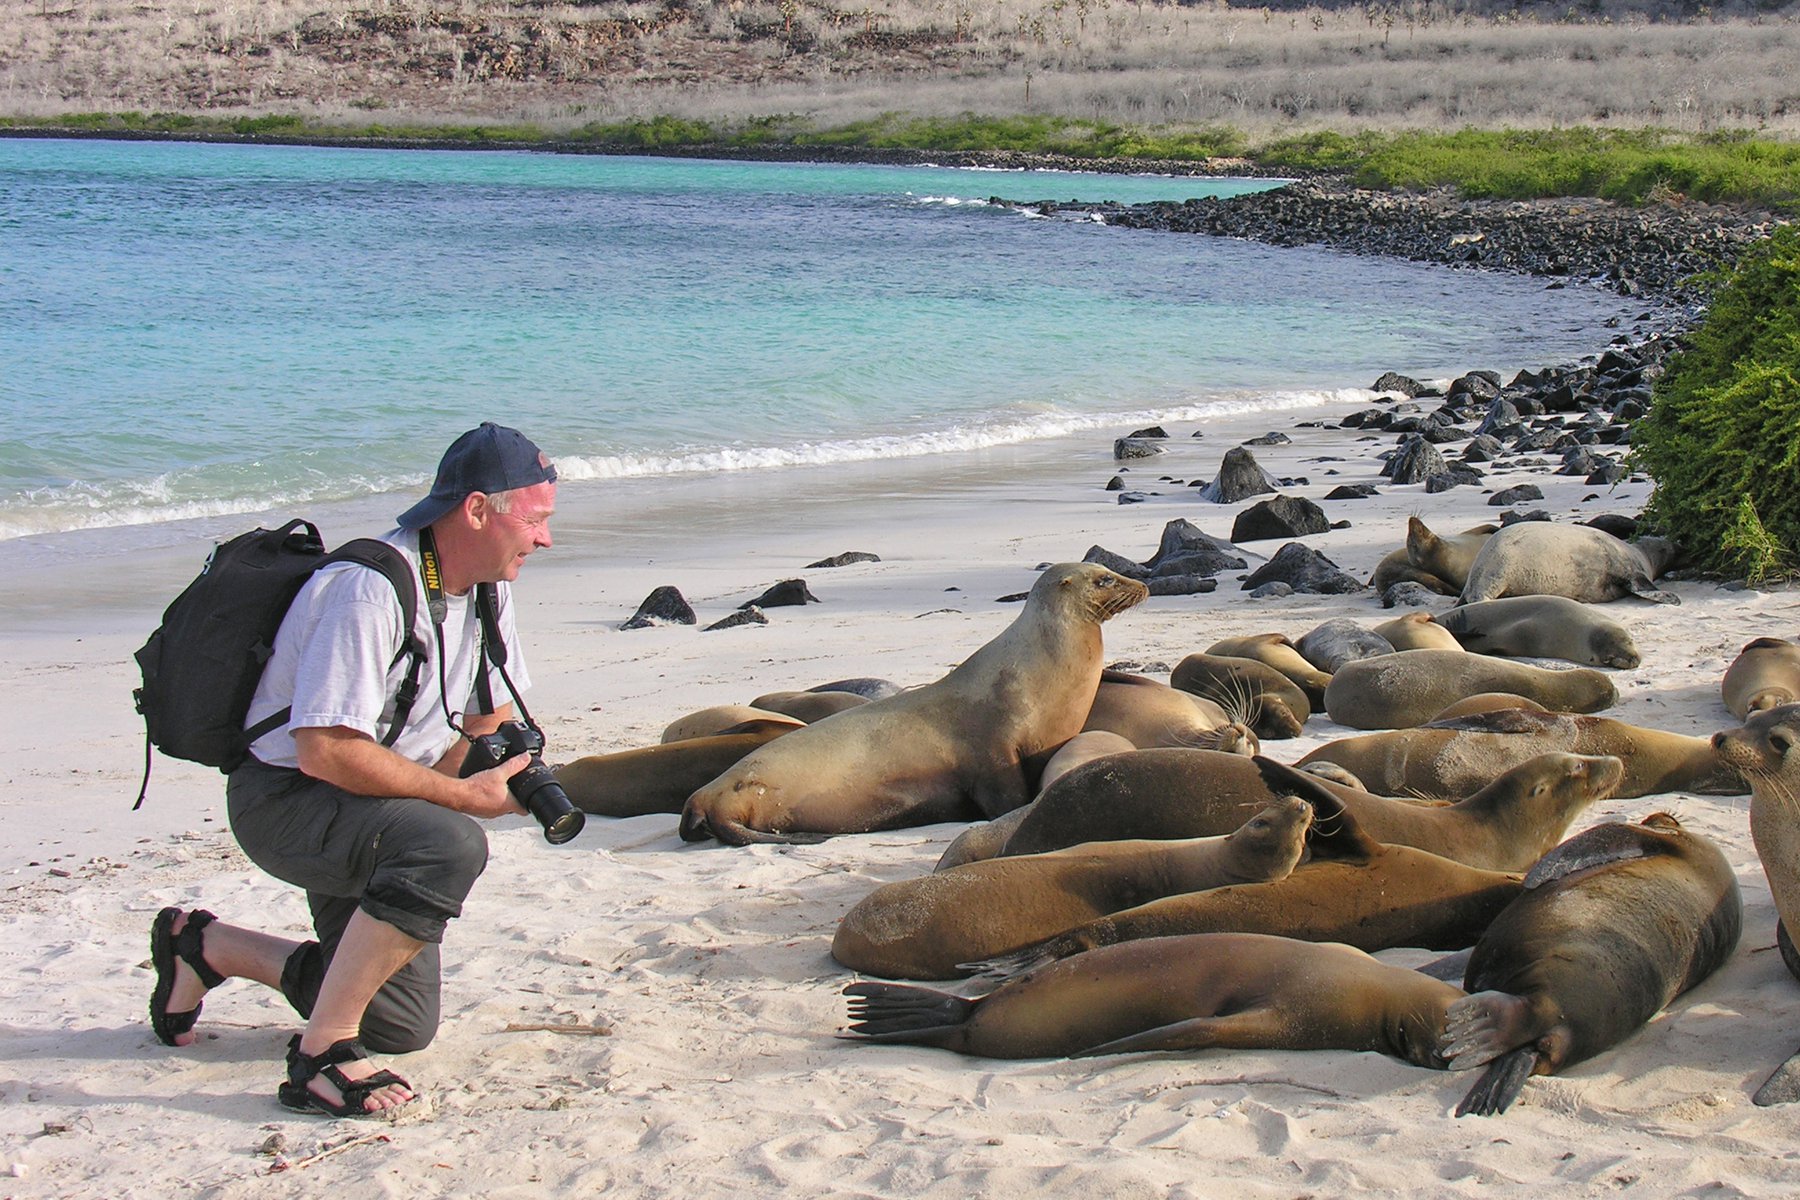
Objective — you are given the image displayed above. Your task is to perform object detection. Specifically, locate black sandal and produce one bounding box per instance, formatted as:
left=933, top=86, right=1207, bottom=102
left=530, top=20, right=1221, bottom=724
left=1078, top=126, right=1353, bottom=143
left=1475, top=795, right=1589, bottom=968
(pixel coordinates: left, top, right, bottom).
left=278, top=1035, right=414, bottom=1118
left=149, top=907, right=226, bottom=1046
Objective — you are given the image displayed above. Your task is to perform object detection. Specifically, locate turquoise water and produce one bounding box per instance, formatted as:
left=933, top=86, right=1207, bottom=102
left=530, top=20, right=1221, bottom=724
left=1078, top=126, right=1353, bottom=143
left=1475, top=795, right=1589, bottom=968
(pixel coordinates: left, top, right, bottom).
left=0, top=138, right=1644, bottom=540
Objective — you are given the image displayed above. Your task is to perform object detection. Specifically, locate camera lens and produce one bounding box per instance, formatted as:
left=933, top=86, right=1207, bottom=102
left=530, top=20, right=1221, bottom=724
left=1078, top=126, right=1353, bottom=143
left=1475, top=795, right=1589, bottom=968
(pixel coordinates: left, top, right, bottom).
left=512, top=759, right=585, bottom=845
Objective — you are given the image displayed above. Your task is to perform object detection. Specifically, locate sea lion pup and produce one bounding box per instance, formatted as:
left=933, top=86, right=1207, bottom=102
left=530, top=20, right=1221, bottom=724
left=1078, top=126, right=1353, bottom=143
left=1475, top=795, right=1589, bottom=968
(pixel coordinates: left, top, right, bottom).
left=678, top=563, right=1148, bottom=845
left=1323, top=649, right=1617, bottom=730
left=1373, top=611, right=1463, bottom=654
left=1296, top=618, right=1395, bottom=674
left=1434, top=595, right=1641, bottom=669
left=1205, top=634, right=1332, bottom=708
left=935, top=804, right=1037, bottom=872
left=1721, top=637, right=1800, bottom=720
left=1712, top=704, right=1800, bottom=990
left=1370, top=546, right=1457, bottom=596
left=1299, top=709, right=1747, bottom=801
left=831, top=797, right=1312, bottom=980
left=1405, top=518, right=1499, bottom=591
left=1082, top=670, right=1255, bottom=753
left=556, top=723, right=795, bottom=818
left=1170, top=652, right=1310, bottom=740
left=748, top=689, right=871, bottom=724
left=996, top=746, right=1619, bottom=872
left=1428, top=693, right=1548, bottom=722
left=964, top=761, right=1528, bottom=982
left=1457, top=522, right=1681, bottom=606
left=842, top=932, right=1467, bottom=1065
left=1441, top=813, right=1742, bottom=1116
left=661, top=705, right=805, bottom=743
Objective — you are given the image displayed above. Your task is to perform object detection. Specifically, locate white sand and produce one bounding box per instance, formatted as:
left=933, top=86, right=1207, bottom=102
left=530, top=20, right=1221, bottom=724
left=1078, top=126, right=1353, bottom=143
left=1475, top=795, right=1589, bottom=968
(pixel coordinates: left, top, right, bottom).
left=4, top=391, right=1799, bottom=1197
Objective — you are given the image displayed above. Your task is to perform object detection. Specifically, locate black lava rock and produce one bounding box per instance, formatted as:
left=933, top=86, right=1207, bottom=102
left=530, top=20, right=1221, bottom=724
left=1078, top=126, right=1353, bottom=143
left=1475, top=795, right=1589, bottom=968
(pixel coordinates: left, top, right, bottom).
left=622, top=586, right=696, bottom=630
left=1231, top=494, right=1329, bottom=542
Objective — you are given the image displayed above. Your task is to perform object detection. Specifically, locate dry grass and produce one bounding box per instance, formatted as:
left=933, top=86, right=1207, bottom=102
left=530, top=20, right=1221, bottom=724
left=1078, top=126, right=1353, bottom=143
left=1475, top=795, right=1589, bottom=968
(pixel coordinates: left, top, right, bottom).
left=1, top=1, right=1797, bottom=136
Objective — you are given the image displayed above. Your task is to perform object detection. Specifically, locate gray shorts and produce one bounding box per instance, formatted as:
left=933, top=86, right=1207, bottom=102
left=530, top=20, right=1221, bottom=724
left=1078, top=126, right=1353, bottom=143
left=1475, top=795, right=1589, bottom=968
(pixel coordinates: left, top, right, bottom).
left=226, top=759, right=489, bottom=1052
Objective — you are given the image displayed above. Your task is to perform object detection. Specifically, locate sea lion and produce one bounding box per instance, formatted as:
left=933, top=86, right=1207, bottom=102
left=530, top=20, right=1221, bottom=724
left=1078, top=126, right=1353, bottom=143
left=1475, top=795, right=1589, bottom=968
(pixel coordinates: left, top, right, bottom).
left=832, top=797, right=1312, bottom=980
left=843, top=932, right=1467, bottom=1065
left=996, top=746, right=1619, bottom=873
left=935, top=805, right=1036, bottom=872
left=1721, top=637, right=1800, bottom=720
left=966, top=759, right=1527, bottom=981
left=1082, top=670, right=1253, bottom=752
left=1435, top=596, right=1641, bottom=669
left=807, top=677, right=903, bottom=700
left=1406, top=518, right=1499, bottom=591
left=556, top=724, right=794, bottom=817
left=1037, top=731, right=1138, bottom=794
left=1170, top=653, right=1309, bottom=740
left=1373, top=611, right=1463, bottom=653
left=1295, top=618, right=1394, bottom=673
left=748, top=689, right=871, bottom=723
left=1712, top=703, right=1800, bottom=988
left=1458, top=523, right=1680, bottom=606
left=678, top=562, right=1147, bottom=844
left=1205, top=634, right=1332, bottom=708
left=1370, top=546, right=1456, bottom=597
left=1299, top=709, right=1746, bottom=800
left=1323, top=649, right=1617, bottom=730
left=1441, top=813, right=1742, bottom=1115
left=661, top=705, right=804, bottom=743
left=1429, top=693, right=1548, bottom=722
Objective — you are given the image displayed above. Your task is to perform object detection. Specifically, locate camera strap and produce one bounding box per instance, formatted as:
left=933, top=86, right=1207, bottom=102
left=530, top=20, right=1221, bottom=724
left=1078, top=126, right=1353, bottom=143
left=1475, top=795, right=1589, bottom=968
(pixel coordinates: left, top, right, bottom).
left=418, top=528, right=536, bottom=741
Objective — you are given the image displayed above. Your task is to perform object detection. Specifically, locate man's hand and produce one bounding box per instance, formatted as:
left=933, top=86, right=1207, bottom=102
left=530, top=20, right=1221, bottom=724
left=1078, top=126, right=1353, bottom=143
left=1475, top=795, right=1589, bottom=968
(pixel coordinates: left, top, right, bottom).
left=294, top=726, right=528, bottom=819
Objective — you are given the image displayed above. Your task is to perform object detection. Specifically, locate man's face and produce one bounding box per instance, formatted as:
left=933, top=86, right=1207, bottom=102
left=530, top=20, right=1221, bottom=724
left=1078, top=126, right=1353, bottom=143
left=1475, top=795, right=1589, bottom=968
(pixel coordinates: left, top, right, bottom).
left=477, top=479, right=556, bottom=583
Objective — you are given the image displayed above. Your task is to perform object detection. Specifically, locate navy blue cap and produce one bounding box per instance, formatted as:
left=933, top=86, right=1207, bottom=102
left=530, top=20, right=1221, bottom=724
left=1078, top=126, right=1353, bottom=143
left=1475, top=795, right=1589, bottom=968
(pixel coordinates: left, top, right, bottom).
left=396, top=423, right=557, bottom=530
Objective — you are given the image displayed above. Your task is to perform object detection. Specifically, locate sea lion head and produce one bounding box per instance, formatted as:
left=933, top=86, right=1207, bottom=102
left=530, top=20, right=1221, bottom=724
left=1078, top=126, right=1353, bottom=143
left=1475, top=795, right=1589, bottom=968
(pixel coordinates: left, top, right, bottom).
left=1221, top=795, right=1313, bottom=882
left=1474, top=752, right=1624, bottom=852
left=1184, top=720, right=1260, bottom=758
left=1713, top=703, right=1800, bottom=811
left=1588, top=624, right=1642, bottom=670
left=1032, top=562, right=1148, bottom=624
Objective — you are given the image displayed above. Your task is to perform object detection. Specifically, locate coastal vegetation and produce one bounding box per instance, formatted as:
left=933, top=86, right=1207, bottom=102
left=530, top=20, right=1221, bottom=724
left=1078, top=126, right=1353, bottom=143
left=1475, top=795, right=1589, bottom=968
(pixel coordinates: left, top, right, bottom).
left=1633, top=225, right=1800, bottom=581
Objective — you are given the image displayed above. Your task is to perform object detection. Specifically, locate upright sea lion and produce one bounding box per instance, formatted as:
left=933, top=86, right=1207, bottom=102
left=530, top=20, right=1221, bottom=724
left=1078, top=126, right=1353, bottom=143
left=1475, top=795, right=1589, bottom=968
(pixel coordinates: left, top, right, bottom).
left=997, top=746, right=1619, bottom=872
left=1323, top=649, right=1617, bottom=730
left=1458, top=523, right=1680, bottom=606
left=1205, top=634, right=1333, bottom=708
left=843, top=932, right=1467, bottom=1065
left=1299, top=709, right=1745, bottom=800
left=966, top=760, right=1527, bottom=982
left=1406, top=518, right=1499, bottom=591
left=1721, top=637, right=1800, bottom=720
left=1374, top=611, right=1464, bottom=653
left=832, top=797, right=1312, bottom=980
left=1441, top=813, right=1742, bottom=1116
left=556, top=724, right=794, bottom=817
left=678, top=563, right=1147, bottom=844
left=1435, top=596, right=1641, bottom=669
left=1170, top=653, right=1310, bottom=740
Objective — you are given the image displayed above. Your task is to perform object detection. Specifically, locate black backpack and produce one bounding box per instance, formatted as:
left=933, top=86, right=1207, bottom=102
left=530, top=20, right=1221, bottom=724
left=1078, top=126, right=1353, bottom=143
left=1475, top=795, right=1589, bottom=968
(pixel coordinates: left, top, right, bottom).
left=131, top=520, right=428, bottom=807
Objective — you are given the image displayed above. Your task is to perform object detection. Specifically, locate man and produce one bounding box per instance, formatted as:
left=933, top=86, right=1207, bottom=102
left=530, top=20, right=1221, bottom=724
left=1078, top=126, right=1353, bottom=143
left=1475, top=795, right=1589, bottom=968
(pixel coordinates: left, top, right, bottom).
left=147, top=422, right=557, bottom=1117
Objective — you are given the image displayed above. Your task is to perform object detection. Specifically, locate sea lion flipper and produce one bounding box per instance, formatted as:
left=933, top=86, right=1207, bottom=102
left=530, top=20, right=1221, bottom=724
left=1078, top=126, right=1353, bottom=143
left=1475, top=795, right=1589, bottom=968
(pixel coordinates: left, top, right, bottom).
left=1072, top=1015, right=1235, bottom=1058
left=1440, top=990, right=1534, bottom=1070
left=1522, top=825, right=1655, bottom=889
left=958, top=930, right=1088, bottom=982
left=1753, top=1049, right=1800, bottom=1107
left=1250, top=755, right=1375, bottom=859
left=841, top=981, right=975, bottom=1041
left=1454, top=1046, right=1539, bottom=1117
left=1626, top=576, right=1681, bottom=605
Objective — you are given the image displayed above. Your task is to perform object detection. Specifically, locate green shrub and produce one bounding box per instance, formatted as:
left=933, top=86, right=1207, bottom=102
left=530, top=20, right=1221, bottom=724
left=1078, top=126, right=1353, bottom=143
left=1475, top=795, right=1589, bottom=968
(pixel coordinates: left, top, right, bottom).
left=1631, top=225, right=1800, bottom=582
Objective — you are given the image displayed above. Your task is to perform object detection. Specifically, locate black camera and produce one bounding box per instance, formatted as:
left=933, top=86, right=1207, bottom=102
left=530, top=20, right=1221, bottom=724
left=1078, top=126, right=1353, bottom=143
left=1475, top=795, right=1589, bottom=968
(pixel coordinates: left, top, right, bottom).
left=460, top=720, right=585, bottom=845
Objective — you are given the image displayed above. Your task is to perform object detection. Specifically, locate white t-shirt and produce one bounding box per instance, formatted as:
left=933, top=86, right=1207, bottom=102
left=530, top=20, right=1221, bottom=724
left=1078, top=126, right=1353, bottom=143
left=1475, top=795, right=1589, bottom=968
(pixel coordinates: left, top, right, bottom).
left=244, top=529, right=531, bottom=771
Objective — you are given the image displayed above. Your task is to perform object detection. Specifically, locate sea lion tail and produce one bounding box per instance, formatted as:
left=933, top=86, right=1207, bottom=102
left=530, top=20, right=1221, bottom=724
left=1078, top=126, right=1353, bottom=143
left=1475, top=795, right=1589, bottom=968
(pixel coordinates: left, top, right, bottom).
left=1454, top=1046, right=1539, bottom=1117
left=841, top=981, right=975, bottom=1042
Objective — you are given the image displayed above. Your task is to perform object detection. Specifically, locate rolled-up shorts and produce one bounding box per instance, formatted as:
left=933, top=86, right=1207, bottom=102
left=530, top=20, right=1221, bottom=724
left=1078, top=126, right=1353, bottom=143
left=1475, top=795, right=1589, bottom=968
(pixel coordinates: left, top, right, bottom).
left=226, top=759, right=489, bottom=1053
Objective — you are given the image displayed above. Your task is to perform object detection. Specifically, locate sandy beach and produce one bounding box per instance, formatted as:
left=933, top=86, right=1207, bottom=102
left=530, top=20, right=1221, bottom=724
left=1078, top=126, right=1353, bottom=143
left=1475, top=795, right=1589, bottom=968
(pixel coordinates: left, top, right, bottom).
left=4, top=379, right=1799, bottom=1197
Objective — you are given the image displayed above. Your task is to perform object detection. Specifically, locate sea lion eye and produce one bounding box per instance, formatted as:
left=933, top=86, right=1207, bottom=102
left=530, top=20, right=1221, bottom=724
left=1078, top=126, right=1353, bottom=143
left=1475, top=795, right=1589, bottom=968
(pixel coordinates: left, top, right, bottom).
left=1773, top=731, right=1795, bottom=756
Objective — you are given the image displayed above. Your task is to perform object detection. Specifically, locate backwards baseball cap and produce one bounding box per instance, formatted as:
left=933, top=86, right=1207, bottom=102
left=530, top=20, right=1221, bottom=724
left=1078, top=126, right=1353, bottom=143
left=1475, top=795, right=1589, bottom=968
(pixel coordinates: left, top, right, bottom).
left=396, top=422, right=557, bottom=530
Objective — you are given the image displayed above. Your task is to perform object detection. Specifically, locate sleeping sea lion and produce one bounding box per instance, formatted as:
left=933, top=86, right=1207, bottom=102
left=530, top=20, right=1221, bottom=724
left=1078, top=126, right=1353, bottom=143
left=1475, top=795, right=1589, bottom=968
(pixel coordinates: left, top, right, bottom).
left=1169, top=653, right=1310, bottom=740
left=1457, top=523, right=1680, bottom=606
left=556, top=723, right=794, bottom=817
left=1322, top=649, right=1617, bottom=730
left=831, top=797, right=1312, bottom=980
left=1373, top=611, right=1464, bottom=653
left=1083, top=670, right=1253, bottom=752
left=1721, top=637, right=1800, bottom=720
left=1205, top=634, right=1333, bottom=708
left=1441, top=813, right=1741, bottom=1115
left=748, top=689, right=871, bottom=723
left=1434, top=595, right=1641, bottom=669
left=678, top=563, right=1147, bottom=844
left=843, top=932, right=1467, bottom=1065
left=661, top=705, right=804, bottom=743
left=1428, top=693, right=1548, bottom=722
left=1405, top=518, right=1499, bottom=591
left=1299, top=709, right=1745, bottom=800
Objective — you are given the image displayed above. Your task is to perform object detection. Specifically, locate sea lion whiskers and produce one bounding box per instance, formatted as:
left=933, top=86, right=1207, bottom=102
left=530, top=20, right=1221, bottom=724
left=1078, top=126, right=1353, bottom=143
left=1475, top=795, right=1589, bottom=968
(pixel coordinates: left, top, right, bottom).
left=1743, top=760, right=1800, bottom=817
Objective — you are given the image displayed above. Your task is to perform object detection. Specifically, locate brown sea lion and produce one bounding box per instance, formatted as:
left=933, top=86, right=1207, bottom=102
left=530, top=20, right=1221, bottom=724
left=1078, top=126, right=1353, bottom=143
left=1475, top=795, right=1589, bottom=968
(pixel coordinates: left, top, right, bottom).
left=1205, top=634, right=1333, bottom=708
left=1435, top=595, right=1641, bottom=669
left=661, top=705, right=804, bottom=743
left=965, top=759, right=1527, bottom=982
left=1037, top=731, right=1138, bottom=795
left=997, top=746, right=1619, bottom=872
left=678, top=563, right=1147, bottom=844
left=748, top=689, right=872, bottom=723
left=1441, top=813, right=1742, bottom=1115
left=556, top=723, right=794, bottom=817
left=1406, top=518, right=1499, bottom=591
left=1083, top=670, right=1253, bottom=752
left=843, top=932, right=1467, bottom=1065
left=1458, top=523, right=1680, bottom=606
left=1428, top=693, right=1548, bottom=722
left=935, top=805, right=1036, bottom=872
left=1170, top=652, right=1310, bottom=740
left=1370, top=546, right=1456, bottom=596
left=1323, top=649, right=1617, bottom=730
left=1721, top=637, right=1800, bottom=720
left=832, top=797, right=1312, bottom=980
left=1373, top=611, right=1463, bottom=653
left=1299, top=709, right=1746, bottom=800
